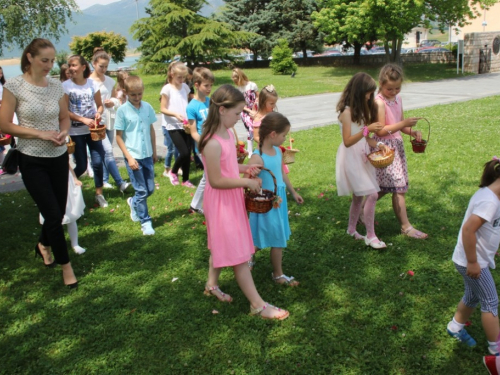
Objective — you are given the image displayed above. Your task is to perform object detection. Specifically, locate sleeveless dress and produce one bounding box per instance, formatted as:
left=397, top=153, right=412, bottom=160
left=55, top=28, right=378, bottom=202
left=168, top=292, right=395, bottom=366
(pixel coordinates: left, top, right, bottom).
left=336, top=118, right=379, bottom=196
left=249, top=146, right=290, bottom=248
left=371, top=93, right=409, bottom=193
left=40, top=173, right=85, bottom=225
left=202, top=130, right=254, bottom=268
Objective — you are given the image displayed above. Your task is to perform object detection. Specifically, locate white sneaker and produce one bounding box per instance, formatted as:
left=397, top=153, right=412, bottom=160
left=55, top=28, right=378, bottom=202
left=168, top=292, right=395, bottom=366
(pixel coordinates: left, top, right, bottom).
left=141, top=221, right=155, bottom=235
left=95, top=194, right=108, bottom=208
left=73, top=245, right=86, bottom=255
left=120, top=181, right=132, bottom=193
left=127, top=197, right=140, bottom=222
left=102, top=182, right=113, bottom=189
left=162, top=170, right=170, bottom=178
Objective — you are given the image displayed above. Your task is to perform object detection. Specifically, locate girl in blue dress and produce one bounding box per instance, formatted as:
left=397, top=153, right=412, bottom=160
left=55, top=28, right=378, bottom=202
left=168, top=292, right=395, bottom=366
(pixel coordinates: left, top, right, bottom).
left=248, top=112, right=304, bottom=286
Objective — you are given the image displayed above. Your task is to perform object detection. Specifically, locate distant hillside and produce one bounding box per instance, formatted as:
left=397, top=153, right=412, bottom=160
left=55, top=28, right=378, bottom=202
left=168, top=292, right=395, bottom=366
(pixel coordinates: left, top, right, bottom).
left=0, top=0, right=225, bottom=58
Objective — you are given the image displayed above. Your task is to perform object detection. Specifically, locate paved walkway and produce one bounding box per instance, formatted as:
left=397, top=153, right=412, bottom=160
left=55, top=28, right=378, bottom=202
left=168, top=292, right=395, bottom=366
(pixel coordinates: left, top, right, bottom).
left=2, top=72, right=500, bottom=193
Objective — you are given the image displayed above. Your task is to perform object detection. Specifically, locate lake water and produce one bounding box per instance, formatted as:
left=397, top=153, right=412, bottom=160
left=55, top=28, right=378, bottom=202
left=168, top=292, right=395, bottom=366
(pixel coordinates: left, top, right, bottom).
left=0, top=55, right=139, bottom=79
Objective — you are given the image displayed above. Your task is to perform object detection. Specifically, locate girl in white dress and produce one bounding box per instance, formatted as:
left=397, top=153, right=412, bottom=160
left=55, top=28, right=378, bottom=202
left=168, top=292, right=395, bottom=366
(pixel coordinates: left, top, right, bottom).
left=41, top=164, right=86, bottom=254
left=335, top=72, right=388, bottom=249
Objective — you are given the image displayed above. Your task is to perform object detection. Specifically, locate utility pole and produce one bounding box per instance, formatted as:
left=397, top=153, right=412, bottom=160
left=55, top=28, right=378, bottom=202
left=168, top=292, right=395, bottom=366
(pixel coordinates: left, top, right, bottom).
left=135, top=0, right=139, bottom=20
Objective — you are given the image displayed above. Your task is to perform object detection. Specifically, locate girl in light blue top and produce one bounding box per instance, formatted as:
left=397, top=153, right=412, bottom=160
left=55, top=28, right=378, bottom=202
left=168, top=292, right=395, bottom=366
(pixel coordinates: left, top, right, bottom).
left=248, top=112, right=303, bottom=286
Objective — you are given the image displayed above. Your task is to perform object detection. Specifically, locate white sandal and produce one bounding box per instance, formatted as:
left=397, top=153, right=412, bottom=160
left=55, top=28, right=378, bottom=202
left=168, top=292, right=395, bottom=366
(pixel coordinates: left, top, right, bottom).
left=365, top=236, right=387, bottom=249
left=272, top=273, right=299, bottom=286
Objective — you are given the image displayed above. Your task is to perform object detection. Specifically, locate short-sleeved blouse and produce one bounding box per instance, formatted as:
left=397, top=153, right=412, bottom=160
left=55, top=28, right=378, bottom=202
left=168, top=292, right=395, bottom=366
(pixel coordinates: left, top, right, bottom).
left=4, top=75, right=66, bottom=157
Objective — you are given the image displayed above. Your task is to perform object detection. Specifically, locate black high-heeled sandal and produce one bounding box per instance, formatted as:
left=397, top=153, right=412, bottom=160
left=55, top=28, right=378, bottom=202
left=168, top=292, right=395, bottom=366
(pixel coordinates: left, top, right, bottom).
left=65, top=281, right=78, bottom=289
left=34, top=244, right=57, bottom=268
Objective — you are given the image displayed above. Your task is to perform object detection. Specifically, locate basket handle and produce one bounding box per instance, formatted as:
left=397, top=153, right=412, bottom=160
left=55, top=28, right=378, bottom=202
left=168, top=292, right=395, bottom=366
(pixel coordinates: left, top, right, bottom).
left=410, top=117, right=430, bottom=144
left=232, top=127, right=240, bottom=144
left=258, top=167, right=277, bottom=196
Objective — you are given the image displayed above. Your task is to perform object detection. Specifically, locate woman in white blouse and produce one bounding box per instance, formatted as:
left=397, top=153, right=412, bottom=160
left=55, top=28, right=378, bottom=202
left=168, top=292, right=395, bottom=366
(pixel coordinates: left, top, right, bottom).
left=0, top=38, right=78, bottom=289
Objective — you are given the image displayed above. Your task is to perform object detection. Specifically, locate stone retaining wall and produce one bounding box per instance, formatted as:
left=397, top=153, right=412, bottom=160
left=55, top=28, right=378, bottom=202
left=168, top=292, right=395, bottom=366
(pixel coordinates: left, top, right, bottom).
left=464, top=31, right=500, bottom=73
left=236, top=52, right=456, bottom=69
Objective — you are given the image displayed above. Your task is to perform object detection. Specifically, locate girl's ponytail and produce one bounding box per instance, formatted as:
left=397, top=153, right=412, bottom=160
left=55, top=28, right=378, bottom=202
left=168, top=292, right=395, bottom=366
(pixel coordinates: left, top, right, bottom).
left=258, top=112, right=291, bottom=155
left=480, top=157, right=500, bottom=187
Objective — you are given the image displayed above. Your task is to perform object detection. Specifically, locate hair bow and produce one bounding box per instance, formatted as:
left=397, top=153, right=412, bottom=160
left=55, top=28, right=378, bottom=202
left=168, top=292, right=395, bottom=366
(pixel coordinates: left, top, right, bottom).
left=264, top=84, right=275, bottom=93
left=493, top=156, right=499, bottom=161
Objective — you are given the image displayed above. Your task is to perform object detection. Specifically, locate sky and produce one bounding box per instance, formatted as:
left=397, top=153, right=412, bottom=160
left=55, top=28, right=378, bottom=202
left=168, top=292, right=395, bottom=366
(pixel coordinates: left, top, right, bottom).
left=76, top=0, right=119, bottom=10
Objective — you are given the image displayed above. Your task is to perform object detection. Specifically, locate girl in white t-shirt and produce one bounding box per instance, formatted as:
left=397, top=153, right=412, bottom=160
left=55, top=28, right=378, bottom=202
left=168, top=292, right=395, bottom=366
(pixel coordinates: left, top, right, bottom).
left=90, top=51, right=130, bottom=193
left=63, top=55, right=108, bottom=208
left=231, top=68, right=258, bottom=155
left=160, top=61, right=194, bottom=188
left=447, top=157, right=500, bottom=355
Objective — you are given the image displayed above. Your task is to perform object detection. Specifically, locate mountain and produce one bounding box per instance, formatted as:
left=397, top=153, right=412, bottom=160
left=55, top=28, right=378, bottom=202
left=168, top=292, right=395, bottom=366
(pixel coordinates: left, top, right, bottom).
left=0, top=0, right=225, bottom=58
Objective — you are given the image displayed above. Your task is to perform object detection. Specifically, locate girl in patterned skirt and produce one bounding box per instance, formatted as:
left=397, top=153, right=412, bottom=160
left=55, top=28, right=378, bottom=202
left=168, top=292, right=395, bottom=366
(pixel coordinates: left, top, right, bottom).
left=371, top=64, right=427, bottom=239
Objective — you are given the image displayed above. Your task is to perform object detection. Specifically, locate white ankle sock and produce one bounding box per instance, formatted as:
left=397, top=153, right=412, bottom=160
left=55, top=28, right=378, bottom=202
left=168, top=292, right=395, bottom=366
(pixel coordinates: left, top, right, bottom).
left=447, top=317, right=465, bottom=333
left=488, top=340, right=498, bottom=354
left=73, top=245, right=86, bottom=255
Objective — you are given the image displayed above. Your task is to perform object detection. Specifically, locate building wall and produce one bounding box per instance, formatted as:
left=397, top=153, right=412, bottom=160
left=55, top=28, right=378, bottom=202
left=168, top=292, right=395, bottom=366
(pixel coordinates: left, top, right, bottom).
left=459, top=3, right=500, bottom=36
left=463, top=32, right=500, bottom=73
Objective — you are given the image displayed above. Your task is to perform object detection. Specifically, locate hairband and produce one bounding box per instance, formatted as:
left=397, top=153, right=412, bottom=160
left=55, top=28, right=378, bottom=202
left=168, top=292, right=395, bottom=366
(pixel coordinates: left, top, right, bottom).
left=495, top=164, right=500, bottom=172
left=493, top=156, right=499, bottom=161
left=264, top=84, right=275, bottom=93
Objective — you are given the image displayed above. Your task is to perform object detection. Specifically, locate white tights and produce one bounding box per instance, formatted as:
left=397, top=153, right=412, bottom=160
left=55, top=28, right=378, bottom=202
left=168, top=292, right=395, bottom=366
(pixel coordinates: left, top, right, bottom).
left=348, top=192, right=378, bottom=239
left=67, top=222, right=86, bottom=254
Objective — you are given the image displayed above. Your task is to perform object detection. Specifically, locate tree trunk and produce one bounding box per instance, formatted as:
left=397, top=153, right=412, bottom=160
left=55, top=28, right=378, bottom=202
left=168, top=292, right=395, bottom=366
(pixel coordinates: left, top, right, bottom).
left=383, top=41, right=391, bottom=63
left=353, top=42, right=362, bottom=65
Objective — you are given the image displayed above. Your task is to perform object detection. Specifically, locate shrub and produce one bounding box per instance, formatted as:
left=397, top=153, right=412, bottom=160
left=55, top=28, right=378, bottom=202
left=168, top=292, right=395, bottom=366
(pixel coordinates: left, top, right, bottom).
left=270, top=39, right=298, bottom=75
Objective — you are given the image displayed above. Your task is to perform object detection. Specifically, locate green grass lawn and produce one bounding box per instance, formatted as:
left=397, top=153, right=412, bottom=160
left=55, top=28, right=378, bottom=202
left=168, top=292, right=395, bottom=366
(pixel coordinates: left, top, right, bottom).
left=1, top=96, right=498, bottom=374
left=141, top=64, right=466, bottom=112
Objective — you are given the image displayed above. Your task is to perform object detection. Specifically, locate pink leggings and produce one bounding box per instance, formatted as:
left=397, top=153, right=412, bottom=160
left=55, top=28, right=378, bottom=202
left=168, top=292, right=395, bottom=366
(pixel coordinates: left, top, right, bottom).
left=348, top=193, right=378, bottom=239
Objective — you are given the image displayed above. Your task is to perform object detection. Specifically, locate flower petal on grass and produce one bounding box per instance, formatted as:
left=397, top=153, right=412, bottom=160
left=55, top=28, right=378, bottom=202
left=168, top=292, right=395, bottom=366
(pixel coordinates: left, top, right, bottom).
left=172, top=277, right=178, bottom=282
left=212, top=310, right=219, bottom=314
left=407, top=270, right=415, bottom=276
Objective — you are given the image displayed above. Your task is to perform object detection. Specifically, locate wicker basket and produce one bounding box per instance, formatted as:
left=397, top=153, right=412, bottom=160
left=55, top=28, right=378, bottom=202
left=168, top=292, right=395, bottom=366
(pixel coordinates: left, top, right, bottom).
left=245, top=167, right=277, bottom=214
left=90, top=124, right=106, bottom=141
left=367, top=148, right=395, bottom=168
left=66, top=136, right=75, bottom=154
left=232, top=128, right=248, bottom=164
left=0, top=134, right=11, bottom=146
left=283, top=135, right=299, bottom=165
left=410, top=118, right=430, bottom=153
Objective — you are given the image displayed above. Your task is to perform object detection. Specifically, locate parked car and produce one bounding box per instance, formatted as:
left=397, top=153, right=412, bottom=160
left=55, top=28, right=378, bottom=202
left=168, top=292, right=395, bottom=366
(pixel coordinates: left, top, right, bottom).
left=366, top=47, right=391, bottom=55
left=419, top=39, right=441, bottom=47
left=313, top=50, right=342, bottom=57
left=417, top=47, right=450, bottom=53
left=294, top=51, right=315, bottom=58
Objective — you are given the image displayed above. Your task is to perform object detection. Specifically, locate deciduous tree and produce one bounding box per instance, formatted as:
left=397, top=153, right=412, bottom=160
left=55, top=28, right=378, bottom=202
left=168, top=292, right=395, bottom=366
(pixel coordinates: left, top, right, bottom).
left=0, top=0, right=77, bottom=55
left=69, top=32, right=128, bottom=64
left=313, top=0, right=497, bottom=63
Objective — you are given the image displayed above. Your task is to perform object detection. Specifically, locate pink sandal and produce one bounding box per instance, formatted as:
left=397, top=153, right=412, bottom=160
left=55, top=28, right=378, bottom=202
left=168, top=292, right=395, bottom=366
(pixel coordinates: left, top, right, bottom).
left=203, top=285, right=232, bottom=302
left=401, top=226, right=428, bottom=239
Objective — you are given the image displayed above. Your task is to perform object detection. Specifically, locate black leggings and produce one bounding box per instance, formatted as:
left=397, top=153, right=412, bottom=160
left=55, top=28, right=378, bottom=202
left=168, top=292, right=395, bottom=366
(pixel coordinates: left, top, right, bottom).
left=18, top=152, right=70, bottom=265
left=168, top=129, right=191, bottom=182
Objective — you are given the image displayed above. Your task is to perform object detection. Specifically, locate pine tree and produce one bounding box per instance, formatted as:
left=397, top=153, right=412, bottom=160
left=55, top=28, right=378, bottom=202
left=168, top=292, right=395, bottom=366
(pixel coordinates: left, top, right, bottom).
left=131, top=0, right=252, bottom=73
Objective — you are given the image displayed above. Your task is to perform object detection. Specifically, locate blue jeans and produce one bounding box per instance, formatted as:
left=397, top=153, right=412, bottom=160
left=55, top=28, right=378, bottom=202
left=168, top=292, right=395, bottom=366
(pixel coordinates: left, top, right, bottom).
left=163, top=127, right=179, bottom=169
left=72, top=134, right=105, bottom=188
left=125, top=156, right=154, bottom=224
left=102, top=130, right=124, bottom=186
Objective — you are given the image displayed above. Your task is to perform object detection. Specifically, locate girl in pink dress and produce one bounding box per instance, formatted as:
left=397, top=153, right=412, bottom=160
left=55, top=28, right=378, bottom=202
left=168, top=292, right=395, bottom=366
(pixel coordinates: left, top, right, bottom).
left=371, top=64, right=427, bottom=239
left=198, top=84, right=289, bottom=320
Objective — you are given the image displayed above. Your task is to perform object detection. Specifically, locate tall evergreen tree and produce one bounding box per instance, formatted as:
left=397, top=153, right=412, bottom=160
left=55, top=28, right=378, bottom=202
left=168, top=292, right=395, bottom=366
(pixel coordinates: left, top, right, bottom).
left=269, top=0, right=323, bottom=59
left=217, top=0, right=277, bottom=62
left=131, top=0, right=252, bottom=73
